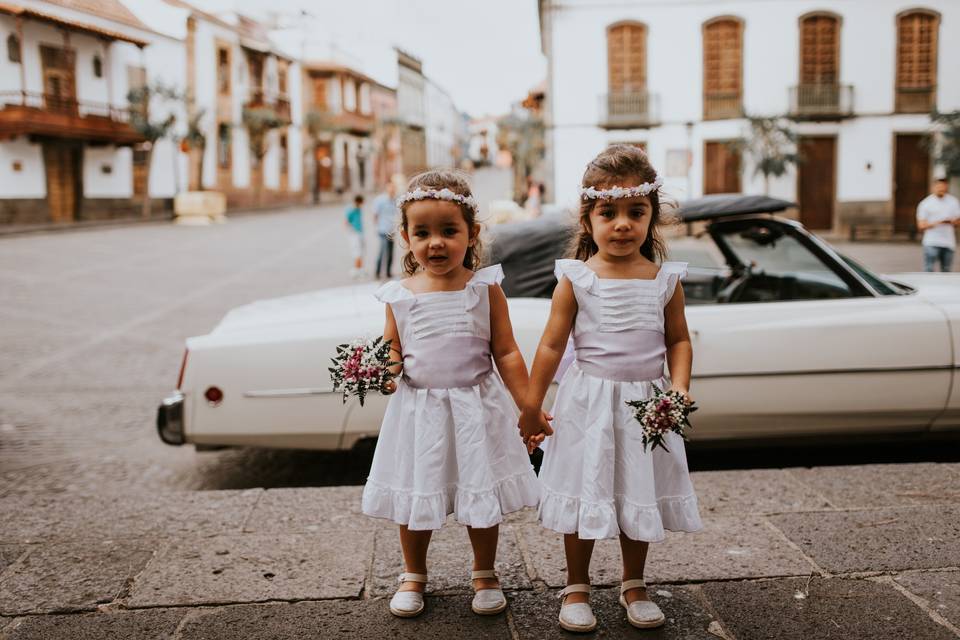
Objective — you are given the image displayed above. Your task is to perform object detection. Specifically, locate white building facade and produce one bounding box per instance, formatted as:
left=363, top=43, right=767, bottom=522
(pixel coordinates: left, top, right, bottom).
left=540, top=0, right=960, bottom=234
left=425, top=78, right=462, bottom=169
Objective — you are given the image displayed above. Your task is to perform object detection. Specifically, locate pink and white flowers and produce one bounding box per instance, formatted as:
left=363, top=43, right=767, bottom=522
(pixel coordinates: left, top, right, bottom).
left=329, top=336, right=397, bottom=406
left=625, top=386, right=697, bottom=452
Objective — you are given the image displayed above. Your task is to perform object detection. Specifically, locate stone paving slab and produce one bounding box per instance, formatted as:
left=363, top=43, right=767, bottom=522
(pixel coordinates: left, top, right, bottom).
left=0, top=489, right=261, bottom=542
left=0, top=541, right=155, bottom=615
left=0, top=546, right=28, bottom=574
left=894, top=570, right=960, bottom=629
left=518, top=516, right=814, bottom=587
left=1, top=608, right=186, bottom=640
left=368, top=524, right=530, bottom=597
left=126, top=531, right=374, bottom=607
left=787, top=464, right=960, bottom=508
left=768, top=505, right=960, bottom=573
left=241, top=486, right=379, bottom=533
left=508, top=585, right=717, bottom=639
left=692, top=469, right=830, bottom=516
left=701, top=576, right=958, bottom=640
left=176, top=596, right=512, bottom=640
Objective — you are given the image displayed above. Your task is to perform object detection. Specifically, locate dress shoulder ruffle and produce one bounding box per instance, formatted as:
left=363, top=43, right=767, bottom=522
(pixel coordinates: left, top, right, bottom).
left=554, top=259, right=600, bottom=295
left=658, top=261, right=688, bottom=304
left=373, top=280, right=413, bottom=304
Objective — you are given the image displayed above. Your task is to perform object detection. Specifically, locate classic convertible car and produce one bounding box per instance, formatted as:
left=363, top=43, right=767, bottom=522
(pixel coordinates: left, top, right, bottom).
left=158, top=194, right=960, bottom=450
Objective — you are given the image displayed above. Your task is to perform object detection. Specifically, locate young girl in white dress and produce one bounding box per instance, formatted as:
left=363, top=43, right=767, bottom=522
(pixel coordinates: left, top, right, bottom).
left=362, top=169, right=541, bottom=618
left=520, top=145, right=703, bottom=632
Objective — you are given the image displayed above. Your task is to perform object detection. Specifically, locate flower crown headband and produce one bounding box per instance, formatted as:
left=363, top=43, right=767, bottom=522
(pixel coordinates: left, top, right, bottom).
left=396, top=187, right=479, bottom=214
left=579, top=175, right=663, bottom=200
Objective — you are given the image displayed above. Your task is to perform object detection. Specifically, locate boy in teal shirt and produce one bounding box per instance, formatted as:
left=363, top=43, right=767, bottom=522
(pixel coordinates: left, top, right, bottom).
left=345, top=194, right=365, bottom=279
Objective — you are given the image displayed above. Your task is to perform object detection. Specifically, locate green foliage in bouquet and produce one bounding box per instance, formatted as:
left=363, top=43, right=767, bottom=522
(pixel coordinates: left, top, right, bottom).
left=329, top=336, right=399, bottom=406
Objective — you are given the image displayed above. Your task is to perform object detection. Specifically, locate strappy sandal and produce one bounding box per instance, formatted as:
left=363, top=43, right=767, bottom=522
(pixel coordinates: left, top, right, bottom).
left=619, top=578, right=665, bottom=629
left=471, top=569, right=507, bottom=615
left=389, top=572, right=428, bottom=618
left=557, top=583, right=596, bottom=632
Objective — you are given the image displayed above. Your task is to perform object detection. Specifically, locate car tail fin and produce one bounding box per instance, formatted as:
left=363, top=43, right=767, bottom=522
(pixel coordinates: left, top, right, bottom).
left=176, top=349, right=189, bottom=390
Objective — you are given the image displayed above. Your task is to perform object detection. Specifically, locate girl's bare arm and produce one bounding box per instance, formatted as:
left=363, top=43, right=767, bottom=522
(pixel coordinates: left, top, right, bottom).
left=489, top=284, right=529, bottom=408
left=663, top=283, right=693, bottom=398
left=382, top=305, right=402, bottom=393
left=518, top=278, right=577, bottom=438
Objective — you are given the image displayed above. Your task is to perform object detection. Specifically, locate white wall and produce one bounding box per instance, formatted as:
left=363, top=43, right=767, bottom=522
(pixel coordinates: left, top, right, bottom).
left=545, top=0, right=960, bottom=207
left=0, top=137, right=45, bottom=198
left=84, top=145, right=132, bottom=197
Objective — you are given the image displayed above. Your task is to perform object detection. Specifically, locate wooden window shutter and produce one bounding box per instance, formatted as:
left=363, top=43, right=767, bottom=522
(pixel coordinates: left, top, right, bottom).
left=800, top=15, right=838, bottom=85
left=703, top=19, right=742, bottom=118
left=607, top=23, right=646, bottom=93
left=896, top=11, right=938, bottom=111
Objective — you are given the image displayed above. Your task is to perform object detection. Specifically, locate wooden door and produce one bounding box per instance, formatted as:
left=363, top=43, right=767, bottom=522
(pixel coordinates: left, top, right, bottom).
left=315, top=143, right=332, bottom=191
left=342, top=140, right=351, bottom=191
left=797, top=136, right=836, bottom=230
left=40, top=46, right=76, bottom=114
left=894, top=134, right=930, bottom=233
left=43, top=143, right=81, bottom=223
left=133, top=146, right=149, bottom=197
left=704, top=141, right=740, bottom=194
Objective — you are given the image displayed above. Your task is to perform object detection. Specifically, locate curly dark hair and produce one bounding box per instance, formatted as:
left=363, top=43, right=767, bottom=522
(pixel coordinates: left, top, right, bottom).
left=399, top=169, right=483, bottom=275
left=571, top=144, right=670, bottom=263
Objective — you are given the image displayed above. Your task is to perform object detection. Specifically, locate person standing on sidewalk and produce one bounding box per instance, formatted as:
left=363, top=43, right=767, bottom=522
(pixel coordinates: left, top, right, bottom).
left=917, top=177, right=960, bottom=272
left=345, top=194, right=366, bottom=279
left=372, top=181, right=398, bottom=279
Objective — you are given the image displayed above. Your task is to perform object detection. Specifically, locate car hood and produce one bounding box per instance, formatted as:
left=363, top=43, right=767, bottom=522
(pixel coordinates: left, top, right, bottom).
left=884, top=272, right=960, bottom=302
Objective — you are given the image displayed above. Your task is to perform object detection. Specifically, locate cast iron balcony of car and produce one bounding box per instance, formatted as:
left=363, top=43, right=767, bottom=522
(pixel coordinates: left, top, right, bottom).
left=788, top=84, right=854, bottom=120
left=599, top=91, right=660, bottom=129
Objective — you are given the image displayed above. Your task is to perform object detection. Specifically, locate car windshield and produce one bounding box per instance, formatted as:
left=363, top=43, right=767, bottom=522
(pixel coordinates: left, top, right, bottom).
left=837, top=255, right=905, bottom=296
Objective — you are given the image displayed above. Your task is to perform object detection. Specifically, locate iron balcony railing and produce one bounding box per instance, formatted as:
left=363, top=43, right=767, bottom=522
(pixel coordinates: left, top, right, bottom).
left=895, top=84, right=936, bottom=114
left=703, top=92, right=743, bottom=120
left=599, top=91, right=659, bottom=129
left=789, top=84, right=854, bottom=118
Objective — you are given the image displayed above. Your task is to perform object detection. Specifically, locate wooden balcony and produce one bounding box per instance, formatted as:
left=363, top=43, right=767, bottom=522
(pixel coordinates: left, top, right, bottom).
left=0, top=91, right=145, bottom=145
left=789, top=84, right=854, bottom=120
left=896, top=85, right=936, bottom=114
left=599, top=91, right=659, bottom=129
left=244, top=89, right=292, bottom=123
left=703, top=92, right=743, bottom=120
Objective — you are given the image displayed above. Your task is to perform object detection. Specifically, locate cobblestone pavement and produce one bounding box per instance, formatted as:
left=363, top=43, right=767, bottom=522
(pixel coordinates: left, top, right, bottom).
left=0, top=465, right=958, bottom=639
left=0, top=182, right=941, bottom=499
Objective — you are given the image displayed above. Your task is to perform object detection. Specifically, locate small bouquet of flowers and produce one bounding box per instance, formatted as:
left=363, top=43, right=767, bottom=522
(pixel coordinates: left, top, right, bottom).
left=625, top=386, right=697, bottom=452
left=329, top=336, right=398, bottom=406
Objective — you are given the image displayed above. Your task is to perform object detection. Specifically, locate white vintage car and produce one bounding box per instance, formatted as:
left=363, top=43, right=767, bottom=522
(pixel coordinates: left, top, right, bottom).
left=158, top=195, right=960, bottom=450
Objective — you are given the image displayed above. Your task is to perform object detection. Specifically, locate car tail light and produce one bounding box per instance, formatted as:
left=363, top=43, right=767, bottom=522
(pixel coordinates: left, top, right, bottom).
left=176, top=349, right=189, bottom=390
left=204, top=386, right=223, bottom=406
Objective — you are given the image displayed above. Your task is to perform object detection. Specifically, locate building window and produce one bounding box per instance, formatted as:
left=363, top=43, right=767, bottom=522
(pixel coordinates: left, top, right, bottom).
left=217, top=123, right=231, bottom=169
left=217, top=47, right=230, bottom=94
left=703, top=17, right=743, bottom=120
left=896, top=10, right=939, bottom=113
left=93, top=54, right=103, bottom=78
left=280, top=133, right=288, bottom=174
left=607, top=22, right=646, bottom=93
left=7, top=34, right=21, bottom=63
left=278, top=64, right=287, bottom=95
left=796, top=13, right=840, bottom=112
left=344, top=78, right=357, bottom=112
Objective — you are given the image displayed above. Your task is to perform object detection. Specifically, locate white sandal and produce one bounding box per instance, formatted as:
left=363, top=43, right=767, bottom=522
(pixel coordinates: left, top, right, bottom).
left=389, top=572, right=428, bottom=618
left=471, top=569, right=507, bottom=615
left=619, top=578, right=665, bottom=629
left=557, top=583, right=596, bottom=632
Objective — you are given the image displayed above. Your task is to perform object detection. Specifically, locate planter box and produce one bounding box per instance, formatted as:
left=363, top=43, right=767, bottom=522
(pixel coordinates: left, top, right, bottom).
left=174, top=191, right=227, bottom=225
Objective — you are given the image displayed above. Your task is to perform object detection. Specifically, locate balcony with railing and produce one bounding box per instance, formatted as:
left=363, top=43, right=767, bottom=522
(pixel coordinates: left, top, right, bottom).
left=788, top=84, right=854, bottom=119
left=703, top=92, right=743, bottom=120
left=0, top=91, right=145, bottom=145
left=599, top=91, right=659, bottom=129
left=896, top=84, right=936, bottom=114
left=244, top=89, right=293, bottom=123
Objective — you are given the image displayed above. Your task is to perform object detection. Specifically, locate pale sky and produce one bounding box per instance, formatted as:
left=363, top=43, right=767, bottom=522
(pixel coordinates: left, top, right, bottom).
left=195, top=0, right=547, bottom=117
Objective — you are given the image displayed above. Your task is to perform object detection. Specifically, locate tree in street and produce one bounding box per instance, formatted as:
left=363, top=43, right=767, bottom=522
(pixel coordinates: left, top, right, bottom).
left=929, top=110, right=960, bottom=178
left=127, top=83, right=180, bottom=218
left=243, top=105, right=290, bottom=204
left=735, top=115, right=800, bottom=195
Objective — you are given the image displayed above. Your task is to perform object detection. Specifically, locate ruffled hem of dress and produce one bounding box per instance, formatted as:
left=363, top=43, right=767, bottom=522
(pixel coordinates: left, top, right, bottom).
left=362, top=469, right=539, bottom=531
left=537, top=485, right=703, bottom=542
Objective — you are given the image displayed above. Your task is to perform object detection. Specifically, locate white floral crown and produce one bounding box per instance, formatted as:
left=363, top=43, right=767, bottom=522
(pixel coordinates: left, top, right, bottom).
left=396, top=187, right=479, bottom=213
left=579, top=175, right=663, bottom=200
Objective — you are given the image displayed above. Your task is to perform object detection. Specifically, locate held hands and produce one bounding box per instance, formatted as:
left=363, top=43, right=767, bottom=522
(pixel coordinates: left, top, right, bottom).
left=381, top=378, right=398, bottom=395
left=670, top=386, right=693, bottom=406
left=519, top=407, right=554, bottom=453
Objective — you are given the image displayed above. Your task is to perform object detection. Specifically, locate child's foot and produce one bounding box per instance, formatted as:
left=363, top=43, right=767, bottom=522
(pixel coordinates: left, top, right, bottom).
left=558, top=584, right=595, bottom=632
left=619, top=579, right=665, bottom=628
left=471, top=569, right=506, bottom=615
left=390, top=572, right=427, bottom=618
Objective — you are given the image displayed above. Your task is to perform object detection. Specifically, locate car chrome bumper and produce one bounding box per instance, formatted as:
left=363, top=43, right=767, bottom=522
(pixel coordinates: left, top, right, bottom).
left=157, top=391, right=185, bottom=445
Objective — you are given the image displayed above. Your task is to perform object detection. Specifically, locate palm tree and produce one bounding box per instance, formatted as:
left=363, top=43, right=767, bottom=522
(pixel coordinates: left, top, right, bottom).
left=735, top=116, right=800, bottom=195
left=127, top=83, right=179, bottom=218
left=929, top=110, right=960, bottom=178
left=242, top=105, right=289, bottom=204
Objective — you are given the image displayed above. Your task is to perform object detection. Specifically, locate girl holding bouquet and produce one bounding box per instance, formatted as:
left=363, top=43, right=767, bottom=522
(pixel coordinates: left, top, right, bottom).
left=519, top=145, right=703, bottom=632
left=361, top=170, right=541, bottom=618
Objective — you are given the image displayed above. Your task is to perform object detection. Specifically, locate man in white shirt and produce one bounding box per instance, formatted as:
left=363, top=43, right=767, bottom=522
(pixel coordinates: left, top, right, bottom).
left=916, top=178, right=960, bottom=272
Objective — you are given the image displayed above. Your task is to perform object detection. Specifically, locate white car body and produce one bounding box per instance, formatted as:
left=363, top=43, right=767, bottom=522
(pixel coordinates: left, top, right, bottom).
left=157, top=202, right=960, bottom=450
left=164, top=270, right=960, bottom=451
